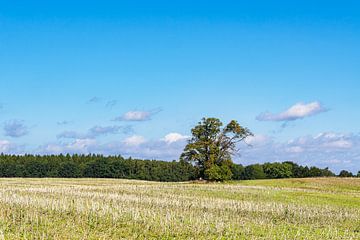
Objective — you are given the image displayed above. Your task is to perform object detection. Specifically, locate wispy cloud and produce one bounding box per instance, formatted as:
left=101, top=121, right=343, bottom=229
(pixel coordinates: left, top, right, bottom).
left=105, top=100, right=117, bottom=108
left=87, top=97, right=118, bottom=109
left=87, top=96, right=102, bottom=104
left=57, top=125, right=133, bottom=139
left=57, top=120, right=73, bottom=126
left=4, top=120, right=29, bottom=138
left=88, top=125, right=133, bottom=137
left=114, top=108, right=162, bottom=122
left=257, top=101, right=327, bottom=122
left=57, top=131, right=87, bottom=139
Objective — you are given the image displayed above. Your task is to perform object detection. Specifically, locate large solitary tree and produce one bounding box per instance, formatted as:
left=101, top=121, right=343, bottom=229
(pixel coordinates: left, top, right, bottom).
left=180, top=117, right=253, bottom=181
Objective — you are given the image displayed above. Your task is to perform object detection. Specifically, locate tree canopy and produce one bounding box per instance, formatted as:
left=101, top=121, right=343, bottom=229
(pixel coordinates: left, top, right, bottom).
left=181, top=117, right=253, bottom=181
left=0, top=154, right=342, bottom=181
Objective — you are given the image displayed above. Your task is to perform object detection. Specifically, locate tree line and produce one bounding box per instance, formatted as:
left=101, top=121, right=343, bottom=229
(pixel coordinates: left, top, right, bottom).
left=0, top=153, right=358, bottom=181
left=180, top=117, right=360, bottom=180
left=0, top=117, right=358, bottom=181
left=0, top=154, right=196, bottom=181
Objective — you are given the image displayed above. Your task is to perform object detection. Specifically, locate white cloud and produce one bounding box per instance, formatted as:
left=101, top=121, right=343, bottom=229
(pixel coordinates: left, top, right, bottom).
left=257, top=101, right=327, bottom=122
left=122, top=111, right=151, bottom=121
left=289, top=132, right=355, bottom=150
left=37, top=132, right=188, bottom=160
left=245, top=135, right=270, bottom=146
left=0, top=140, right=12, bottom=152
left=42, top=143, right=64, bottom=154
left=114, top=108, right=162, bottom=122
left=285, top=146, right=304, bottom=153
left=123, top=135, right=146, bottom=146
left=118, top=111, right=150, bottom=121
left=239, top=132, right=360, bottom=173
left=322, top=140, right=353, bottom=149
left=0, top=140, right=23, bottom=154
left=39, top=138, right=97, bottom=155
left=162, top=133, right=189, bottom=144
left=68, top=139, right=97, bottom=151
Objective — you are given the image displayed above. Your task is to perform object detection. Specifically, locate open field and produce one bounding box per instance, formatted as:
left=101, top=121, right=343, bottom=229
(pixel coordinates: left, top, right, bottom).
left=0, top=178, right=359, bottom=239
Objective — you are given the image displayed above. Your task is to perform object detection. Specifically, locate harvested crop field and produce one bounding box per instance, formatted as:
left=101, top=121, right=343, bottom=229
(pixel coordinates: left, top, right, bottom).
left=0, top=178, right=359, bottom=239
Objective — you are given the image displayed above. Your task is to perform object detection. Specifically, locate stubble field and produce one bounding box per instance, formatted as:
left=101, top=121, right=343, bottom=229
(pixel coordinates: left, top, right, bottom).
left=0, top=177, right=359, bottom=239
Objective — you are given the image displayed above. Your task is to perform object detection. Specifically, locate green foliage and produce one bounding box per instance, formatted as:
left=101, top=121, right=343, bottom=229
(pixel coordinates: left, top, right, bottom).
left=205, top=164, right=233, bottom=181
left=241, top=162, right=335, bottom=180
left=230, top=164, right=245, bottom=180
left=0, top=154, right=196, bottom=182
left=181, top=117, right=252, bottom=181
left=0, top=154, right=341, bottom=181
left=244, top=164, right=266, bottom=180
left=339, top=170, right=354, bottom=177
left=84, top=158, right=112, bottom=178
left=263, top=162, right=293, bottom=179
left=318, top=167, right=336, bottom=177
left=58, top=161, right=81, bottom=178
left=308, top=166, right=335, bottom=177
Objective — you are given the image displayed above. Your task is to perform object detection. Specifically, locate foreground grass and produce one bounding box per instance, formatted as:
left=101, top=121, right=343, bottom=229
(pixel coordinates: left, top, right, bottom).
left=0, top=178, right=359, bottom=239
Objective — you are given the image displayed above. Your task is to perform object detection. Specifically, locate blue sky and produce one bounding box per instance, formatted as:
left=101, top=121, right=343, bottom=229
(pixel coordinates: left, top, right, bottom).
left=1, top=1, right=360, bottom=173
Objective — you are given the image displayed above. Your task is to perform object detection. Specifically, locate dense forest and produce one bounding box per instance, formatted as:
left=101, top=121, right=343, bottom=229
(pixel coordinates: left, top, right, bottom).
left=0, top=154, right=357, bottom=181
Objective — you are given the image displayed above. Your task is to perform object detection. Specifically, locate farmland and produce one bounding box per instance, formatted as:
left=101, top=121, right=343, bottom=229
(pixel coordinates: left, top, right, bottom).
left=0, top=178, right=359, bottom=239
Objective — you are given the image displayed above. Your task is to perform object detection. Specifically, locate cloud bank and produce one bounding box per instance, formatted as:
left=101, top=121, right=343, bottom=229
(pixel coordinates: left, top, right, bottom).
left=239, top=132, right=360, bottom=173
left=0, top=129, right=358, bottom=173
left=39, top=132, right=189, bottom=160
